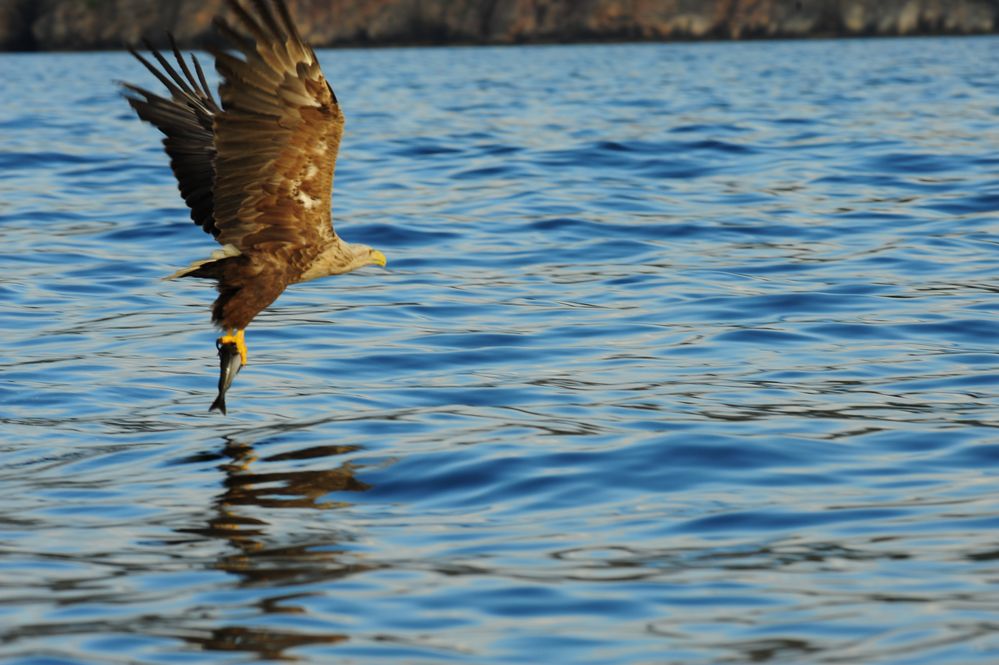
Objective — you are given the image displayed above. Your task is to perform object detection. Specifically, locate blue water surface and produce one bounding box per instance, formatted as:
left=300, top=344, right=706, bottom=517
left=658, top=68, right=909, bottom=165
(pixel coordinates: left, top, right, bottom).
left=1, top=36, right=998, bottom=664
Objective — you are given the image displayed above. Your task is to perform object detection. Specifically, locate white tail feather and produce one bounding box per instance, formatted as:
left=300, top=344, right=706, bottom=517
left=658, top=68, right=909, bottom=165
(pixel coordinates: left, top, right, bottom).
left=163, top=244, right=241, bottom=281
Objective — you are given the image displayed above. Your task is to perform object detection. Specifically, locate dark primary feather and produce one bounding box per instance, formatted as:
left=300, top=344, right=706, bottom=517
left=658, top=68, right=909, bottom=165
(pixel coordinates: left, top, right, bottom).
left=122, top=36, right=220, bottom=237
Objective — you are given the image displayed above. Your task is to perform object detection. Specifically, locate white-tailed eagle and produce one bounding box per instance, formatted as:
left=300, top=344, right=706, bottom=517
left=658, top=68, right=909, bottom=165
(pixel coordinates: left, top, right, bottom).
left=122, top=0, right=386, bottom=413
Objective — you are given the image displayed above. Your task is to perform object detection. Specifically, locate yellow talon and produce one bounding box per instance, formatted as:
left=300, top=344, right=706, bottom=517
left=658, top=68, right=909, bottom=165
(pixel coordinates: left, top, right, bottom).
left=218, top=328, right=248, bottom=366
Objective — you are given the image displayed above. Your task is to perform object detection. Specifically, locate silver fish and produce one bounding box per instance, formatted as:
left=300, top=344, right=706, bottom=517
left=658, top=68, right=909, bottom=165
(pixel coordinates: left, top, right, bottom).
left=210, top=340, right=242, bottom=415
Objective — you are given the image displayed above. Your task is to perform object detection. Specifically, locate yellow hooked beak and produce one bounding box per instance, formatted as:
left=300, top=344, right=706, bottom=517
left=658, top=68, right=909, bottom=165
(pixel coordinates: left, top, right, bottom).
left=370, top=250, right=387, bottom=267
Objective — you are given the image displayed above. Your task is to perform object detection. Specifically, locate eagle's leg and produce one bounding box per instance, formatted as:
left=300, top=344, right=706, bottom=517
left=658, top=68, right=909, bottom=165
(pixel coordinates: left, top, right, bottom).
left=218, top=328, right=248, bottom=366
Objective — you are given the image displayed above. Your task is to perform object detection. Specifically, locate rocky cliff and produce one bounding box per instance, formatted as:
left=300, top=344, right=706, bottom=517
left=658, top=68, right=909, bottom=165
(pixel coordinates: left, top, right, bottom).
left=2, top=0, right=998, bottom=51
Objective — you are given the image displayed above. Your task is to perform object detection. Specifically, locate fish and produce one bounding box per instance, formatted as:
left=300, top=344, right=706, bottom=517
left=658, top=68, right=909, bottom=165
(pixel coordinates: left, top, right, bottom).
left=210, top=340, right=243, bottom=415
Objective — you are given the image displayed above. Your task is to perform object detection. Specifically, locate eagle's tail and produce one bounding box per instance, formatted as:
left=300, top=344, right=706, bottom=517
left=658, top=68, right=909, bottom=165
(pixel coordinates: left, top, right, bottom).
left=165, top=244, right=241, bottom=280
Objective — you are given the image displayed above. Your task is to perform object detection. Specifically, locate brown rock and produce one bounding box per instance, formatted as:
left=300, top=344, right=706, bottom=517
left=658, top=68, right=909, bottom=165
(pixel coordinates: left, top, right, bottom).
left=1, top=0, right=998, bottom=51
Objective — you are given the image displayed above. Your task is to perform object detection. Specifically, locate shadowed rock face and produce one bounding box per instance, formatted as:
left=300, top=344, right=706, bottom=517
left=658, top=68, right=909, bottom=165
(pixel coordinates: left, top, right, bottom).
left=2, top=0, right=997, bottom=51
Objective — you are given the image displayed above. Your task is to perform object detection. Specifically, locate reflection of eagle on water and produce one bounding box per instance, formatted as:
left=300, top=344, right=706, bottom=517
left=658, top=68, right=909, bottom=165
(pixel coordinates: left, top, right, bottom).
left=122, top=0, right=386, bottom=414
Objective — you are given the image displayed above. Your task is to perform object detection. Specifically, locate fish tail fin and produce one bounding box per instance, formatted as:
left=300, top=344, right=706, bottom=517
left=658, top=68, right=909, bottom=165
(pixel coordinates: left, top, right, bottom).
left=210, top=392, right=227, bottom=415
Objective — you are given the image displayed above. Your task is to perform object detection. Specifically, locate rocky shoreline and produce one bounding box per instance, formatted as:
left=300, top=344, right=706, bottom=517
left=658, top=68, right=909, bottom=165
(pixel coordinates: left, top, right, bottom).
left=2, top=0, right=997, bottom=51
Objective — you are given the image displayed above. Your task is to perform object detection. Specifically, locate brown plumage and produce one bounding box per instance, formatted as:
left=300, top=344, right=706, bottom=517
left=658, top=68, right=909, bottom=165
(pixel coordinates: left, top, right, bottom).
left=122, top=0, right=386, bottom=412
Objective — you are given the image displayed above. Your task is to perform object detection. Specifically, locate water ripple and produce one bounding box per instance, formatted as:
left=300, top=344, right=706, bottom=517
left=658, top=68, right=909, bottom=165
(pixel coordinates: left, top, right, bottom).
left=1, top=37, right=998, bottom=664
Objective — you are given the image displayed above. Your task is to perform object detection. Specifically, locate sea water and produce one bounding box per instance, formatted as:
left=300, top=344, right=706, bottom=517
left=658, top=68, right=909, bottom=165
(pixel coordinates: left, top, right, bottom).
left=1, top=37, right=998, bottom=663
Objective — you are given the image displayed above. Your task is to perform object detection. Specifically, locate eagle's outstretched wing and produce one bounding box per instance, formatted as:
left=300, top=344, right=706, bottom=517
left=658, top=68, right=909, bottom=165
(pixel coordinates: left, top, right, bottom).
left=122, top=0, right=344, bottom=256
left=210, top=0, right=344, bottom=255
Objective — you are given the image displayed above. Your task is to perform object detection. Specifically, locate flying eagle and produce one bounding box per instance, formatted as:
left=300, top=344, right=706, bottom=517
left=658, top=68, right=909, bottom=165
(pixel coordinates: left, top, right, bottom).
left=122, top=0, right=386, bottom=413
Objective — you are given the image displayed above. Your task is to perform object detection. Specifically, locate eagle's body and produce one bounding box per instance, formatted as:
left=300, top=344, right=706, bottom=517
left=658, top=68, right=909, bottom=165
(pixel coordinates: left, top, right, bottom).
left=122, top=0, right=385, bottom=412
